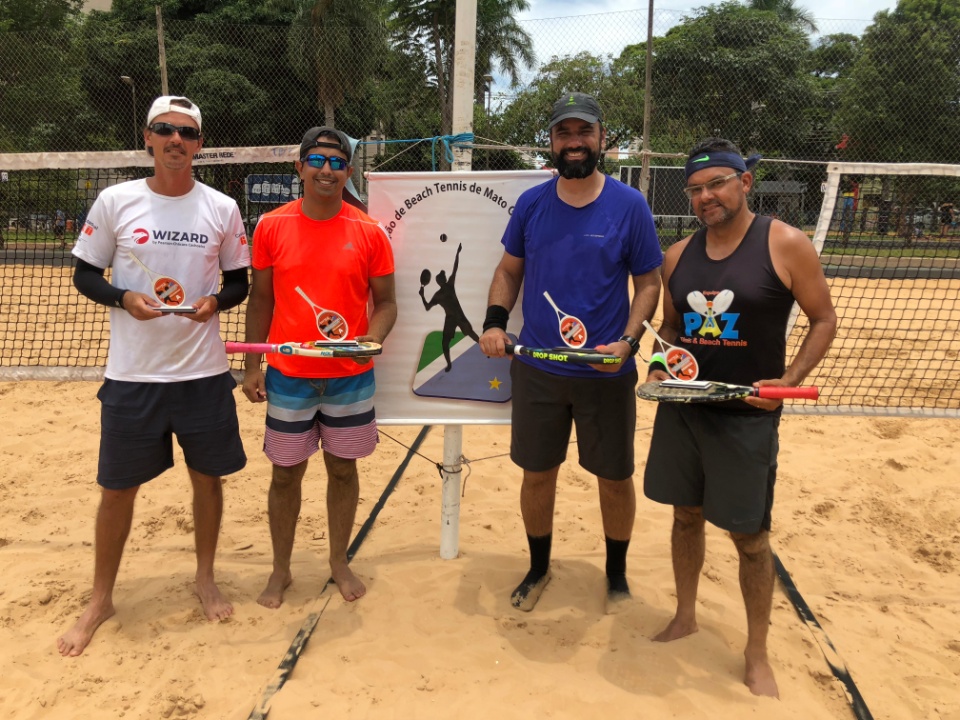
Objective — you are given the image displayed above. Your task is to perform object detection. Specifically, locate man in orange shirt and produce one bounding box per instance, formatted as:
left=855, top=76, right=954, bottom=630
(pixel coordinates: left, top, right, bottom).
left=242, top=127, right=397, bottom=607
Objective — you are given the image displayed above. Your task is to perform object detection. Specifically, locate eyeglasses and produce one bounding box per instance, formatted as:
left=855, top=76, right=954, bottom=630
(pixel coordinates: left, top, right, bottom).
left=303, top=154, right=350, bottom=171
left=683, top=172, right=741, bottom=199
left=148, top=123, right=201, bottom=141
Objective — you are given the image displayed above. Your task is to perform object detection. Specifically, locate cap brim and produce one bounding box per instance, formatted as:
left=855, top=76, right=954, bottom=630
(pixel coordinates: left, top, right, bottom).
left=548, top=111, right=600, bottom=129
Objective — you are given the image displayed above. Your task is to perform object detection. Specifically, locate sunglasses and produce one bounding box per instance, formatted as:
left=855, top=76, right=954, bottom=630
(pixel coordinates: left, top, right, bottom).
left=148, top=123, right=201, bottom=141
left=303, top=154, right=350, bottom=171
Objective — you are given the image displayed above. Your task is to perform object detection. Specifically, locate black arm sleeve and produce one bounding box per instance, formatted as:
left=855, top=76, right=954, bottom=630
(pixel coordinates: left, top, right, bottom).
left=73, top=258, right=128, bottom=309
left=212, top=267, right=249, bottom=312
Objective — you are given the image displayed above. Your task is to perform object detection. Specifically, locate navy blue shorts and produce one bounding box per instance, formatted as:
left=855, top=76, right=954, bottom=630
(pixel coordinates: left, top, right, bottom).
left=643, top=403, right=780, bottom=534
left=97, top=372, right=247, bottom=489
left=509, top=359, right=638, bottom=481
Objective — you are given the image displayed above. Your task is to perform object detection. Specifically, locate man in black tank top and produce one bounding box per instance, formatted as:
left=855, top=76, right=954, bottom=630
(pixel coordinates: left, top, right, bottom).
left=643, top=138, right=837, bottom=698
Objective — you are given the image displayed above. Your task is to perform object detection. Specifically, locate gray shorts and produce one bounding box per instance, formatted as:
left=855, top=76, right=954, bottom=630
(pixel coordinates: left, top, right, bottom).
left=97, top=372, right=247, bottom=489
left=509, top=359, right=638, bottom=481
left=643, top=403, right=780, bottom=533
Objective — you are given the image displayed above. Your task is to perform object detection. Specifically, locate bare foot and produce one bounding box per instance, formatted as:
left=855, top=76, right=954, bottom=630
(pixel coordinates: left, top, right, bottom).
left=195, top=575, right=234, bottom=621
left=257, top=569, right=293, bottom=609
left=652, top=615, right=698, bottom=642
left=57, top=601, right=115, bottom=657
left=331, top=563, right=366, bottom=602
left=745, top=651, right=779, bottom=698
left=605, top=575, right=632, bottom=615
left=510, top=570, right=551, bottom=612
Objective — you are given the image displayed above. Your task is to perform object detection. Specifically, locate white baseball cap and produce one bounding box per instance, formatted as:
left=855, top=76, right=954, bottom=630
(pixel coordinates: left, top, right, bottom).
left=146, top=96, right=202, bottom=131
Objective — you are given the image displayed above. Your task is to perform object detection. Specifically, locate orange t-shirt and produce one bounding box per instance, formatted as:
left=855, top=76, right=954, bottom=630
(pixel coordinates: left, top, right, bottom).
left=252, top=199, right=394, bottom=378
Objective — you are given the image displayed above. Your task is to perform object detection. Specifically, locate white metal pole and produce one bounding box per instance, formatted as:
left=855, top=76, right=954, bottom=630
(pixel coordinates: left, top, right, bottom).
left=450, top=0, right=477, bottom=172
left=439, top=424, right=463, bottom=559
left=437, top=0, right=478, bottom=559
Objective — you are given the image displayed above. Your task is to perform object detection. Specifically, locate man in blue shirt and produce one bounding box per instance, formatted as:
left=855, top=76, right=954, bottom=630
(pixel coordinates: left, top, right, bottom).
left=480, top=92, right=662, bottom=613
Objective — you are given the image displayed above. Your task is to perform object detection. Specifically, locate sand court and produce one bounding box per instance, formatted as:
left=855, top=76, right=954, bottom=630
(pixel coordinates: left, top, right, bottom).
left=0, top=379, right=957, bottom=719
left=0, top=260, right=958, bottom=718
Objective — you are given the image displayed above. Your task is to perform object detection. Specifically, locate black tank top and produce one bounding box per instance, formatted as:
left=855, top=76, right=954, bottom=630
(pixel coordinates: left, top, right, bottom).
left=668, top=215, right=795, bottom=414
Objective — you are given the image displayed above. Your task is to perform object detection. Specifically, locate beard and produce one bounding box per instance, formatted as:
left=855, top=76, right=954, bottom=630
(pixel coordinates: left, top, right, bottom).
left=697, top=194, right=745, bottom=227
left=552, top=146, right=600, bottom=179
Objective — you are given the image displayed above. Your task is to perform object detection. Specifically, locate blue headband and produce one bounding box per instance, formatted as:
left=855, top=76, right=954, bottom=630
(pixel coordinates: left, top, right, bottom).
left=684, top=151, right=761, bottom=180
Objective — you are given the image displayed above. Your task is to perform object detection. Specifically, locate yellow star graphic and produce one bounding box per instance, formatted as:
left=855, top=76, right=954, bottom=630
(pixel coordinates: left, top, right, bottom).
left=489, top=377, right=502, bottom=390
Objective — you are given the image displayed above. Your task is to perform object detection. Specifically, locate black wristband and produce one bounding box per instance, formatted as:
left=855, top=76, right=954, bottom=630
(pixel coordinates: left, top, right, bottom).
left=618, top=335, right=640, bottom=357
left=211, top=293, right=221, bottom=312
left=116, top=289, right=128, bottom=309
left=483, top=304, right=510, bottom=332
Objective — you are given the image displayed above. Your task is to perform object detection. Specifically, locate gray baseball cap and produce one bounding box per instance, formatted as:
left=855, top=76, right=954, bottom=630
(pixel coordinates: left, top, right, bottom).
left=548, top=92, right=603, bottom=129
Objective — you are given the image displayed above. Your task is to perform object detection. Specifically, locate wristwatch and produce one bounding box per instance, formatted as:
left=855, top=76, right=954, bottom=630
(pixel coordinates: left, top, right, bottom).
left=617, top=335, right=640, bottom=357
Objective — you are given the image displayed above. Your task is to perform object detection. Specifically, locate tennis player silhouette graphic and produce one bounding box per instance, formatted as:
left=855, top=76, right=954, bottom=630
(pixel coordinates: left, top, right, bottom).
left=419, top=242, right=480, bottom=372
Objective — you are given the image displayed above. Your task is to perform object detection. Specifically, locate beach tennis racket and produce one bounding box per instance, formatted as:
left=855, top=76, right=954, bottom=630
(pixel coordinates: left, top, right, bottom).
left=128, top=250, right=187, bottom=307
left=642, top=320, right=699, bottom=381
left=225, top=340, right=381, bottom=358
left=295, top=286, right=348, bottom=341
left=543, top=291, right=587, bottom=348
left=505, top=343, right=621, bottom=365
left=637, top=379, right=819, bottom=403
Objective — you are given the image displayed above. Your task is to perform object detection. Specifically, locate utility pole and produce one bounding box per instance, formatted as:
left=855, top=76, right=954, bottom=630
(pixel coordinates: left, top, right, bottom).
left=156, top=6, right=169, bottom=95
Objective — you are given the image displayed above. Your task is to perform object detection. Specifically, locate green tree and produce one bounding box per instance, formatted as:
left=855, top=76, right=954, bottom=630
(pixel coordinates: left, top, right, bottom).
left=0, top=1, right=94, bottom=152
left=388, top=0, right=535, bottom=167
left=797, top=33, right=861, bottom=161
left=744, top=0, right=818, bottom=33
left=836, top=0, right=960, bottom=164
left=0, top=0, right=83, bottom=32
left=651, top=2, right=816, bottom=157
left=287, top=0, right=389, bottom=128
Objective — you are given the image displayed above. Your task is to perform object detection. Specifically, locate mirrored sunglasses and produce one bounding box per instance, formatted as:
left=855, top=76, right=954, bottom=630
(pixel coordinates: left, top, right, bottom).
left=148, top=122, right=201, bottom=141
left=304, top=154, right=349, bottom=171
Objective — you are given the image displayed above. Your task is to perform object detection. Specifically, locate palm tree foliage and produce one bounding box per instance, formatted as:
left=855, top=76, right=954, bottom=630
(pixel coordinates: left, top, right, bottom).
left=744, top=0, right=817, bottom=33
left=387, top=0, right=535, bottom=143
left=287, top=0, right=390, bottom=127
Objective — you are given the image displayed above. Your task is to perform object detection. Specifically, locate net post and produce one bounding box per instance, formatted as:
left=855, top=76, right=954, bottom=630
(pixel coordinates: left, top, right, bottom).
left=439, top=424, right=463, bottom=559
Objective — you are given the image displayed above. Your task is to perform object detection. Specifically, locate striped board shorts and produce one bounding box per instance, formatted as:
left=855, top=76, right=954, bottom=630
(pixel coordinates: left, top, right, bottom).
left=263, top=366, right=379, bottom=466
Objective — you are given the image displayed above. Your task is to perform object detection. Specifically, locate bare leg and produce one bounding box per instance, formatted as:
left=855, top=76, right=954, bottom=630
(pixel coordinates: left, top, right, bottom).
left=731, top=530, right=779, bottom=698
left=653, top=506, right=705, bottom=642
left=511, top=467, right=559, bottom=611
left=188, top=468, right=233, bottom=621
left=598, top=476, right=635, bottom=613
left=57, top=485, right=139, bottom=656
left=258, top=460, right=307, bottom=608
left=323, top=451, right=365, bottom=601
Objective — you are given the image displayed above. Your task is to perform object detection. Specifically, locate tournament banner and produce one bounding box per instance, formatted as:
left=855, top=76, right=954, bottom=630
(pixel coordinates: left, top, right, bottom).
left=368, top=170, right=552, bottom=424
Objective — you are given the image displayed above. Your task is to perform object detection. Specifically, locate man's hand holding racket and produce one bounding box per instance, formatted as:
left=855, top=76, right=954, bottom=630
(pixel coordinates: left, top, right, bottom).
left=741, top=378, right=791, bottom=411
left=591, top=340, right=633, bottom=373
left=479, top=327, right=510, bottom=358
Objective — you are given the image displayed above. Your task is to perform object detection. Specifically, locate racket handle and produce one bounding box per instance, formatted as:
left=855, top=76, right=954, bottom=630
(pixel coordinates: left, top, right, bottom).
left=755, top=386, right=819, bottom=400
left=225, top=342, right=275, bottom=354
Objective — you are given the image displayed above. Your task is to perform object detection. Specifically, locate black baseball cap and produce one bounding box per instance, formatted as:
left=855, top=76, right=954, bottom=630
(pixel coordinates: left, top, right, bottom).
left=299, top=126, right=353, bottom=162
left=548, top=92, right=603, bottom=130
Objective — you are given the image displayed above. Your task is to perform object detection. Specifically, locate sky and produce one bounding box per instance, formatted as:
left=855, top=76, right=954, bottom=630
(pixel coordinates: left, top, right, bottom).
left=518, top=0, right=899, bottom=22
left=488, top=0, right=900, bottom=94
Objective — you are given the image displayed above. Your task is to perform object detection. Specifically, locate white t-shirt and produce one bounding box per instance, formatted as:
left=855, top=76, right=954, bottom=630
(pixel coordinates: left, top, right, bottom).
left=73, top=179, right=251, bottom=382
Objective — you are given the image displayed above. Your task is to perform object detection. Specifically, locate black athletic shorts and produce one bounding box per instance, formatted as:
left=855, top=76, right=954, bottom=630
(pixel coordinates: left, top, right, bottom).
left=97, top=371, right=247, bottom=490
left=643, top=403, right=780, bottom=534
left=509, top=359, right=638, bottom=481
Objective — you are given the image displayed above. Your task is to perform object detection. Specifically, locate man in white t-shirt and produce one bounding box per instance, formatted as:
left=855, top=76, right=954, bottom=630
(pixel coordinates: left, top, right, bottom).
left=58, top=96, right=251, bottom=657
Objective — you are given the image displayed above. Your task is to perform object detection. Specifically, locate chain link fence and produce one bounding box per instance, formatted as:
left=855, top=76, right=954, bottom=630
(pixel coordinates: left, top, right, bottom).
left=3, top=4, right=958, bottom=226
left=0, top=7, right=951, bottom=158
